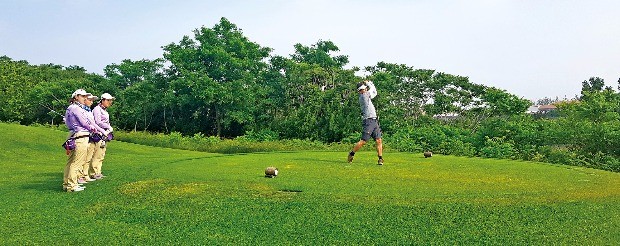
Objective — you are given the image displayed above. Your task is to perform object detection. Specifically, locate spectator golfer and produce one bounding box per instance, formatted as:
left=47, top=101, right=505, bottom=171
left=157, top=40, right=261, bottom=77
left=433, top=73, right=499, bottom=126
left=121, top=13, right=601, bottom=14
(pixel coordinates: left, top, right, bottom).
left=347, top=80, right=384, bottom=165
left=90, top=93, right=115, bottom=179
left=81, top=94, right=107, bottom=183
left=63, top=89, right=96, bottom=192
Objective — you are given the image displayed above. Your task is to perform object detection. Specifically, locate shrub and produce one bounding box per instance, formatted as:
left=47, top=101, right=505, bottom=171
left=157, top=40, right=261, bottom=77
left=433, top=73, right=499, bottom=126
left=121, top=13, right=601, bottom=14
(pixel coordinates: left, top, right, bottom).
left=437, top=140, right=476, bottom=157
left=387, top=123, right=477, bottom=154
left=480, top=136, right=516, bottom=159
left=514, top=144, right=543, bottom=161
left=586, top=151, right=620, bottom=172
left=541, top=146, right=584, bottom=166
left=238, top=129, right=280, bottom=142
left=168, top=131, right=185, bottom=145
left=340, top=132, right=361, bottom=144
left=389, top=126, right=445, bottom=152
left=112, top=130, right=347, bottom=153
left=387, top=131, right=423, bottom=152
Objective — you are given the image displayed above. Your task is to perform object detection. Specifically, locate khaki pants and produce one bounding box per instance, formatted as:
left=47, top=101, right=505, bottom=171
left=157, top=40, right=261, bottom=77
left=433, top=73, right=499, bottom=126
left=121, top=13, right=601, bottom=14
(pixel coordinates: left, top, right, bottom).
left=90, top=141, right=107, bottom=176
left=63, top=133, right=90, bottom=190
left=80, top=141, right=97, bottom=178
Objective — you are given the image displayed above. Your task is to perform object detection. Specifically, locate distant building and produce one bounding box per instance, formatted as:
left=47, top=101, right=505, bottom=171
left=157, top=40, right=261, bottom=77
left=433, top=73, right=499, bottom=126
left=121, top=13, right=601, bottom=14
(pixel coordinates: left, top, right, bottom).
left=527, top=104, right=558, bottom=118
left=537, top=104, right=557, bottom=113
left=526, top=105, right=540, bottom=114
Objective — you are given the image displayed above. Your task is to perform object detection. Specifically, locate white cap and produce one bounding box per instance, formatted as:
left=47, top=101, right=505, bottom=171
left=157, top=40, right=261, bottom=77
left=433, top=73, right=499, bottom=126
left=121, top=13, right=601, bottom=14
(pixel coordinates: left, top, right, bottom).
left=72, top=89, right=91, bottom=98
left=357, top=84, right=368, bottom=91
left=101, top=93, right=115, bottom=100
left=87, top=95, right=99, bottom=100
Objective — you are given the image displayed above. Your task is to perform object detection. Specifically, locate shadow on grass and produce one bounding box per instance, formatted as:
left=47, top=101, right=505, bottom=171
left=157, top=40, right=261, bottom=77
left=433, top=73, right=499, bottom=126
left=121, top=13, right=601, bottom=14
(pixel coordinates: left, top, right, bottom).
left=20, top=172, right=65, bottom=192
left=22, top=180, right=62, bottom=192
left=40, top=172, right=60, bottom=178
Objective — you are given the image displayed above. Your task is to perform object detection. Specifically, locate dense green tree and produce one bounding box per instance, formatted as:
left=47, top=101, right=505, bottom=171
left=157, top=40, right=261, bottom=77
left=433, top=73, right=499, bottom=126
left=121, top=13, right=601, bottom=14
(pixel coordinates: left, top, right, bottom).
left=291, top=40, right=349, bottom=69
left=365, top=62, right=434, bottom=126
left=28, top=78, right=92, bottom=125
left=581, top=76, right=605, bottom=99
left=364, top=62, right=492, bottom=132
left=556, top=89, right=620, bottom=158
left=104, top=59, right=164, bottom=90
left=103, top=59, right=166, bottom=131
left=478, top=87, right=531, bottom=117
left=0, top=56, right=100, bottom=124
left=424, top=72, right=486, bottom=117
left=0, top=56, right=32, bottom=122
left=162, top=17, right=272, bottom=137
left=267, top=40, right=359, bottom=142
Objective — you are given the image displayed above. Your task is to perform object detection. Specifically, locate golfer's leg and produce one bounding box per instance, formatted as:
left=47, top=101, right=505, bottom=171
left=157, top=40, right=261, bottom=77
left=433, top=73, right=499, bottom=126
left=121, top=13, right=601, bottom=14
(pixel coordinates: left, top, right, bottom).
left=348, top=140, right=366, bottom=162
left=349, top=119, right=372, bottom=162
left=81, top=142, right=95, bottom=179
left=65, top=138, right=88, bottom=190
left=376, top=138, right=383, bottom=157
left=352, top=140, right=366, bottom=152
left=372, top=120, right=383, bottom=159
left=90, top=141, right=106, bottom=176
left=354, top=119, right=372, bottom=152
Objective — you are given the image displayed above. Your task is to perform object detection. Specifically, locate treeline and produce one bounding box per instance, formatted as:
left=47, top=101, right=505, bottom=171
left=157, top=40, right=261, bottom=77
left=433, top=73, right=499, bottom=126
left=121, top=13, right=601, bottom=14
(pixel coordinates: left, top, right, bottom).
left=1, top=17, right=619, bottom=171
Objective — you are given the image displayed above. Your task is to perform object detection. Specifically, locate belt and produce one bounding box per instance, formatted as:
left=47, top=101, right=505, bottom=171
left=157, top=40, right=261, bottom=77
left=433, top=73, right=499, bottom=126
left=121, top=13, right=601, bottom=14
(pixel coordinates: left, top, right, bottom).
left=71, top=131, right=91, bottom=138
left=73, top=135, right=90, bottom=140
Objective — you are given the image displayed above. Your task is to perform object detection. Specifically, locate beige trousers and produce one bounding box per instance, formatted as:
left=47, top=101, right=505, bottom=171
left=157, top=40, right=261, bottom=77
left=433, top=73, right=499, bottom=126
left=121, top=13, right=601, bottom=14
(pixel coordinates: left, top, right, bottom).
left=80, top=141, right=97, bottom=178
left=63, top=133, right=90, bottom=190
left=90, top=141, right=107, bottom=176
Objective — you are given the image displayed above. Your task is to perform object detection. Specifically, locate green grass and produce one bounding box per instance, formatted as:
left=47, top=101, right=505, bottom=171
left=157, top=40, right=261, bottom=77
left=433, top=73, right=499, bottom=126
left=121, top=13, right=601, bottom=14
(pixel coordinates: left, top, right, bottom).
left=1, top=122, right=619, bottom=245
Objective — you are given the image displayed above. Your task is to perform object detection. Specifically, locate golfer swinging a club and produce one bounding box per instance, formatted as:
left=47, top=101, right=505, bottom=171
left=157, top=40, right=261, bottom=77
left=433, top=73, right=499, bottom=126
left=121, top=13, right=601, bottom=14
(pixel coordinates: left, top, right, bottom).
left=348, top=80, right=384, bottom=165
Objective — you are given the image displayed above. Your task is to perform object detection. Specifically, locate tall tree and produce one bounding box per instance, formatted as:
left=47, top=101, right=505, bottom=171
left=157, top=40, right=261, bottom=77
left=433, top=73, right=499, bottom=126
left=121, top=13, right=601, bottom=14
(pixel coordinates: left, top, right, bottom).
left=365, top=62, right=489, bottom=130
left=581, top=77, right=605, bottom=99
left=556, top=89, right=620, bottom=157
left=162, top=17, right=272, bottom=137
left=365, top=62, right=434, bottom=130
left=28, top=78, right=92, bottom=125
left=104, top=59, right=166, bottom=131
left=266, top=40, right=358, bottom=142
left=0, top=56, right=32, bottom=122
left=0, top=56, right=99, bottom=124
left=478, top=87, right=531, bottom=117
left=104, top=59, right=164, bottom=90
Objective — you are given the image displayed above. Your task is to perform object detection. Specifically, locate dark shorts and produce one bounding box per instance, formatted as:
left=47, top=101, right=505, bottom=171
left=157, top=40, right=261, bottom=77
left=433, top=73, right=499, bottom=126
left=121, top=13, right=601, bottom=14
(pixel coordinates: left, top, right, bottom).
left=361, top=118, right=382, bottom=141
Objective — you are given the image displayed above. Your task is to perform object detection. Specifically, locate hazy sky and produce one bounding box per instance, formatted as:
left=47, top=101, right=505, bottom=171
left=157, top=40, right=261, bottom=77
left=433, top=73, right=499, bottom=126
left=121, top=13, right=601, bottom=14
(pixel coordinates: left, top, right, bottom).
left=1, top=0, right=619, bottom=101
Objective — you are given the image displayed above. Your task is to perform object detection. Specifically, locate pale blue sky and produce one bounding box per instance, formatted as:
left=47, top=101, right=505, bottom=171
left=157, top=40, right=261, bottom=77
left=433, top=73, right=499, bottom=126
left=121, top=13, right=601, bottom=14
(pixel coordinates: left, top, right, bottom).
left=1, top=0, right=619, bottom=100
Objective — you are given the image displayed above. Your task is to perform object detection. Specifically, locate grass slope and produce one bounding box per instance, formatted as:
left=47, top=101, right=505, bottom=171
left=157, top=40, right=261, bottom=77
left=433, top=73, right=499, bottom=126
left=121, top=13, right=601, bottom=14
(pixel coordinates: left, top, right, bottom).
left=1, top=122, right=619, bottom=245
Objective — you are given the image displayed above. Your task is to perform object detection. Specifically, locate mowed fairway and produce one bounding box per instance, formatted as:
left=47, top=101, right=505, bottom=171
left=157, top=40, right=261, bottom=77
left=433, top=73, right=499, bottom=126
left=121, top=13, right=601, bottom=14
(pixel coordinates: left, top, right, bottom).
left=1, top=123, right=619, bottom=245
